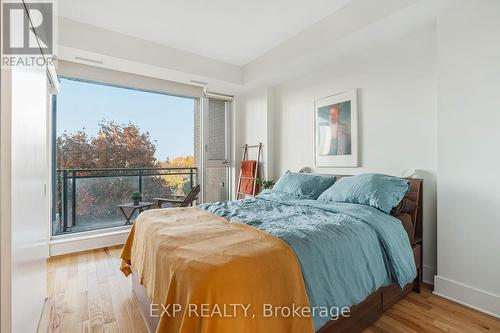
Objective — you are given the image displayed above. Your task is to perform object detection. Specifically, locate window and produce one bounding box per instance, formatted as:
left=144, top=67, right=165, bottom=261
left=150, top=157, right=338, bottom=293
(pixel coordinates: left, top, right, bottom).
left=53, top=77, right=197, bottom=236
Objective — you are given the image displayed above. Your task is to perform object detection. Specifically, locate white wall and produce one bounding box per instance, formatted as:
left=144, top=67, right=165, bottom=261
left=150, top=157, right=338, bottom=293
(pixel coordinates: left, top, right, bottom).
left=233, top=87, right=276, bottom=199
left=1, top=66, right=50, bottom=332
left=237, top=25, right=438, bottom=282
left=276, top=25, right=438, bottom=282
left=434, top=0, right=500, bottom=317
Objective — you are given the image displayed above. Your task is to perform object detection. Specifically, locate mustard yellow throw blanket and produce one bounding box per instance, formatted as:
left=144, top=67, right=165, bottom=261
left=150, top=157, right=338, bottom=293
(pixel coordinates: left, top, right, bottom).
left=120, top=207, right=314, bottom=333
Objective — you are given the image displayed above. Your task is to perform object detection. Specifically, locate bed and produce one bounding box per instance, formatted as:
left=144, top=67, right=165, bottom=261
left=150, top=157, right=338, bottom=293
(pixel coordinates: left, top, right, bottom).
left=121, top=173, right=423, bottom=333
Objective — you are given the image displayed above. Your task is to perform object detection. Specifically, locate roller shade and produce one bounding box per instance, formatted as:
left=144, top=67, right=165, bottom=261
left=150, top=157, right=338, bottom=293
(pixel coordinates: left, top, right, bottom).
left=57, top=60, right=204, bottom=98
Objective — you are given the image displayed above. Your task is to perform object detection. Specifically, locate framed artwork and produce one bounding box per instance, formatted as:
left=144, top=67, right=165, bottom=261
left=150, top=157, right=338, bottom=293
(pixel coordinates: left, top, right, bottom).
left=314, top=90, right=358, bottom=167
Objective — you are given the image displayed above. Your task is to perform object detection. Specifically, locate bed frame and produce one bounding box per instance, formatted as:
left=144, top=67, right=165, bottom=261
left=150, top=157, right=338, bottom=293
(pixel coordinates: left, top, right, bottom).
left=317, top=175, right=423, bottom=333
left=131, top=175, right=423, bottom=333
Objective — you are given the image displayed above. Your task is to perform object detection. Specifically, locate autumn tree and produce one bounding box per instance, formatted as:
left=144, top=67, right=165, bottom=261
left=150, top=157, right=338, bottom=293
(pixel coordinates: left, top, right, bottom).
left=57, top=130, right=95, bottom=170
left=57, top=120, right=159, bottom=170
left=92, top=120, right=158, bottom=168
left=160, top=156, right=195, bottom=195
left=56, top=120, right=179, bottom=229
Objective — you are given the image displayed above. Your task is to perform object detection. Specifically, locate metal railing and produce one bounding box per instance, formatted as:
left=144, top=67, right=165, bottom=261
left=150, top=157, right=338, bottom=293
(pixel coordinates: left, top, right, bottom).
left=54, top=167, right=197, bottom=235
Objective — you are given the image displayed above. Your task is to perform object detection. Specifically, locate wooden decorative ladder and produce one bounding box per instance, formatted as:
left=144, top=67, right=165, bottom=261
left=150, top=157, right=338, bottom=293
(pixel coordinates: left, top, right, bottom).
left=236, top=143, right=263, bottom=199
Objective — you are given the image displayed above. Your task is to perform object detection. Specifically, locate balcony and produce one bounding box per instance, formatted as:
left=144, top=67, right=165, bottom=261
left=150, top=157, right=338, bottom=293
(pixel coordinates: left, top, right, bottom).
left=53, top=167, right=197, bottom=236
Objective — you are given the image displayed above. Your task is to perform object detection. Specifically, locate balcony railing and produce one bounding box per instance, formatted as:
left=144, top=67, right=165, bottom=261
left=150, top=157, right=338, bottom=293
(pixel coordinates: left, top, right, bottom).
left=54, top=167, right=197, bottom=236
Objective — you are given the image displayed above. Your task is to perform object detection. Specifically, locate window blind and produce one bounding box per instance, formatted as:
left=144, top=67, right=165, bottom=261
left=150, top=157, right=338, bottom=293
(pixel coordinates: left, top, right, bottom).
left=207, top=98, right=228, bottom=161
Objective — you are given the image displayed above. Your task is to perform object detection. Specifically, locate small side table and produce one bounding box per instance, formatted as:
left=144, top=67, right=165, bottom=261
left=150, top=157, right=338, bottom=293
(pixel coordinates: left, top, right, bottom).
left=117, top=202, right=155, bottom=225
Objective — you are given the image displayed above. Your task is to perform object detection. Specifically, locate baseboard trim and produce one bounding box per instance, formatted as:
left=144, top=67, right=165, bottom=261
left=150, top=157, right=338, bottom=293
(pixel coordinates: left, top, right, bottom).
left=434, top=275, right=500, bottom=319
left=422, top=264, right=435, bottom=285
left=49, top=229, right=128, bottom=256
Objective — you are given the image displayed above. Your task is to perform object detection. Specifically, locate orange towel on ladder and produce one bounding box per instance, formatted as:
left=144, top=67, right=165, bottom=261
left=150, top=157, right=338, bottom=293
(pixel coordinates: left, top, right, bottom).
left=240, top=160, right=257, bottom=195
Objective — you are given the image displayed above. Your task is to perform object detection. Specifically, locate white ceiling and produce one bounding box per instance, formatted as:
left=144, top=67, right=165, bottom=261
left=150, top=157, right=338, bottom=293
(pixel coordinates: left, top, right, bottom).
left=58, top=0, right=352, bottom=66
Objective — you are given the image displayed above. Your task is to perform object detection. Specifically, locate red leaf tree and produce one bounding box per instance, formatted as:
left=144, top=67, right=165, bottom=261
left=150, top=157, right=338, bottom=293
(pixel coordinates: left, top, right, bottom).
left=56, top=120, right=182, bottom=231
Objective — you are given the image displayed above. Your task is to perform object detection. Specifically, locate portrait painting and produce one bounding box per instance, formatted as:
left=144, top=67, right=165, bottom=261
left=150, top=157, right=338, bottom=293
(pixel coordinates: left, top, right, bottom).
left=315, top=90, right=358, bottom=167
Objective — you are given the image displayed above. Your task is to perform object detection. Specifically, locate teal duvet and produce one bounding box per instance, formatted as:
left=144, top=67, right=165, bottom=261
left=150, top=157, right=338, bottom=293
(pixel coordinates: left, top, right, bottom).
left=200, top=190, right=416, bottom=330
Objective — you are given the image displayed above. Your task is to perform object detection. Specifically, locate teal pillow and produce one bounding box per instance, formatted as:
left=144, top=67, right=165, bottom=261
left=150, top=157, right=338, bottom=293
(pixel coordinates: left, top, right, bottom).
left=317, top=173, right=409, bottom=213
left=273, top=171, right=337, bottom=199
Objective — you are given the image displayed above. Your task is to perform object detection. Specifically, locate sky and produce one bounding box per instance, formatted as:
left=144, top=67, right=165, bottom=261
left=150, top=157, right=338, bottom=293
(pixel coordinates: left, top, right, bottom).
left=56, top=77, right=194, bottom=161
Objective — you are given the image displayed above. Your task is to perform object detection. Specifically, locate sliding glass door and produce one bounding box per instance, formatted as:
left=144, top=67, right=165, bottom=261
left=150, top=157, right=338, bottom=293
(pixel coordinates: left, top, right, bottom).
left=201, top=97, right=231, bottom=202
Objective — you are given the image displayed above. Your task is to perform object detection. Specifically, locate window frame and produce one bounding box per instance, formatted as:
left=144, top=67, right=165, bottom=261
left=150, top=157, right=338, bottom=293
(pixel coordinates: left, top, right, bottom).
left=51, top=75, right=198, bottom=237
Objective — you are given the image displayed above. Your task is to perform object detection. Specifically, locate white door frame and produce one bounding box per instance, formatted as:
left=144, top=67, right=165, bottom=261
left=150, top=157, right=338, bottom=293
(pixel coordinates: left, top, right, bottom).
left=200, top=96, right=232, bottom=202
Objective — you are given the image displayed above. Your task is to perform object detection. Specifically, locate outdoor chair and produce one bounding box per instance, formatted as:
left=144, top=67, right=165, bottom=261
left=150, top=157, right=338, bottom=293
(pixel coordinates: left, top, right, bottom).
left=154, top=185, right=200, bottom=208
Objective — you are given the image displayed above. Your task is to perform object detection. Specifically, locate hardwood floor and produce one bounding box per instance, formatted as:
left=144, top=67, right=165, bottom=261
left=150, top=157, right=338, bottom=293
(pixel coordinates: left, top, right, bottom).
left=46, top=246, right=146, bottom=333
left=45, top=246, right=500, bottom=333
